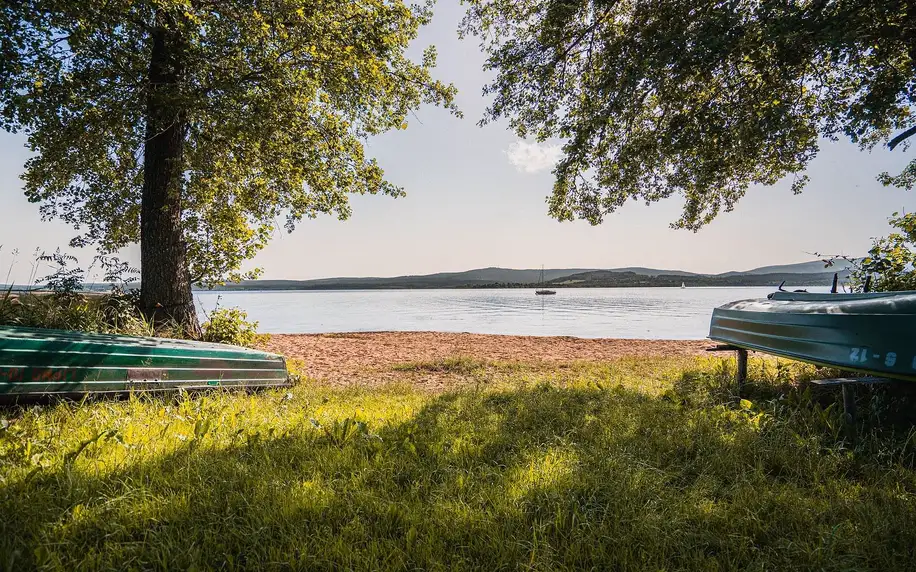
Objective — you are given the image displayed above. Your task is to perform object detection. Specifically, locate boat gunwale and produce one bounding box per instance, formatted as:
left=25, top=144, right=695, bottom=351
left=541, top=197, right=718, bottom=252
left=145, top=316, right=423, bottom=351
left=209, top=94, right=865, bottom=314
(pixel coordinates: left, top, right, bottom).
left=0, top=325, right=280, bottom=357
left=713, top=299, right=916, bottom=317
left=0, top=346, right=284, bottom=364
left=767, top=290, right=916, bottom=302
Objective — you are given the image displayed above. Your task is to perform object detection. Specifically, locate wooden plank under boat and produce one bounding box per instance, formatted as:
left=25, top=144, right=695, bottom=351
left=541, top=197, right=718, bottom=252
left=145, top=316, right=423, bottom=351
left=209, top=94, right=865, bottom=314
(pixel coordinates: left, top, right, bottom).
left=0, top=325, right=288, bottom=398
left=709, top=290, right=916, bottom=381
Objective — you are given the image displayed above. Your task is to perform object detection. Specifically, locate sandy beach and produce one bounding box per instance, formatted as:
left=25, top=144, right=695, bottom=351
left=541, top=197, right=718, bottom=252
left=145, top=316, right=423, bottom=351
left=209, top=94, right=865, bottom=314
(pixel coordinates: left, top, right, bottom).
left=266, top=332, right=712, bottom=381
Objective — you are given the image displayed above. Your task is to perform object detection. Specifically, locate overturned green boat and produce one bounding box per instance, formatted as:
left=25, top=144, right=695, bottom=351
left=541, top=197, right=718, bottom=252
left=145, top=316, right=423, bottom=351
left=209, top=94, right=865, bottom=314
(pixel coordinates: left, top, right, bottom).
left=0, top=325, right=288, bottom=398
left=709, top=290, right=916, bottom=381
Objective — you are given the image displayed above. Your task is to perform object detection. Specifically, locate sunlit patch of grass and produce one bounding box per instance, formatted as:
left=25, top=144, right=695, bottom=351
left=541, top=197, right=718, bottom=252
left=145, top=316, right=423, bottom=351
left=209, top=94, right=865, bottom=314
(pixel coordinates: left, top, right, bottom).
left=506, top=446, right=579, bottom=501
left=2, top=357, right=916, bottom=570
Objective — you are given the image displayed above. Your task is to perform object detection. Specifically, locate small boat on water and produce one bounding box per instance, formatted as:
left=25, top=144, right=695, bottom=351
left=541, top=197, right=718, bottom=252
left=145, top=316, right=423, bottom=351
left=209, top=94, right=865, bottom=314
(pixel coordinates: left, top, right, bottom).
left=535, top=266, right=556, bottom=296
left=681, top=282, right=686, bottom=289
left=709, top=290, right=916, bottom=381
left=0, top=325, right=288, bottom=398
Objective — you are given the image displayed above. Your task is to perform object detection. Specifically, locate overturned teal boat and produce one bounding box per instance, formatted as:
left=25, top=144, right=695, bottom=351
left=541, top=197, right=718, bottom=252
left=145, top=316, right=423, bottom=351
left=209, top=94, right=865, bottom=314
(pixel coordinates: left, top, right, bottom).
left=709, top=291, right=916, bottom=381
left=0, top=325, right=288, bottom=398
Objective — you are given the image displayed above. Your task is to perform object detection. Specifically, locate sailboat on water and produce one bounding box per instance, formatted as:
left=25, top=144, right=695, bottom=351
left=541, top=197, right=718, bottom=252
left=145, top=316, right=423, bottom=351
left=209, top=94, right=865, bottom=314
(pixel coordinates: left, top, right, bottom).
left=535, top=266, right=556, bottom=295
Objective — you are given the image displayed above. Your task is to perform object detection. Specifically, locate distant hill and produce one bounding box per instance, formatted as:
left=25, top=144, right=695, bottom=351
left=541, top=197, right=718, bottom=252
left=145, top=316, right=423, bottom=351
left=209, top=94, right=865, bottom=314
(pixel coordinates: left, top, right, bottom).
left=217, top=268, right=598, bottom=291
left=206, top=260, right=855, bottom=291
left=543, top=270, right=846, bottom=289
left=599, top=267, right=699, bottom=277
left=719, top=259, right=855, bottom=276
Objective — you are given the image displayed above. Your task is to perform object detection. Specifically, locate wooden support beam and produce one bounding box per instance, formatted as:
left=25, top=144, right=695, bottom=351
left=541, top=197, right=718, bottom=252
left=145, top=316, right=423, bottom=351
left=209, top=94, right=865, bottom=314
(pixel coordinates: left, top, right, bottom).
left=842, top=384, right=856, bottom=428
left=705, top=344, right=743, bottom=352
left=706, top=344, right=749, bottom=394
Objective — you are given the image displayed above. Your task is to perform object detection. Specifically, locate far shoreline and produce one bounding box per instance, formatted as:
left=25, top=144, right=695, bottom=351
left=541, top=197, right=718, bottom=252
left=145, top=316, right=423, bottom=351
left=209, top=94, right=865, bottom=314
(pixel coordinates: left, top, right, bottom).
left=201, top=283, right=825, bottom=292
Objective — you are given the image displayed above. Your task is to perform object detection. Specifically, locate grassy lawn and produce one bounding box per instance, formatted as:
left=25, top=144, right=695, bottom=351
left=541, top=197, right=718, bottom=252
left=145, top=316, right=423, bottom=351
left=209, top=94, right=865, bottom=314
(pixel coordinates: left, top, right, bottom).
left=2, top=356, right=916, bottom=571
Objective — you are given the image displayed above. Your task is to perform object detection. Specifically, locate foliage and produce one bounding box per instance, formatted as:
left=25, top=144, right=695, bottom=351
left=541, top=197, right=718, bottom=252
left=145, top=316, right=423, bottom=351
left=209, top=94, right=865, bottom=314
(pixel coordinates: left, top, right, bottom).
left=93, top=254, right=140, bottom=288
left=36, top=249, right=83, bottom=295
left=0, top=289, right=154, bottom=336
left=0, top=249, right=158, bottom=335
left=849, top=212, right=916, bottom=292
left=32, top=248, right=138, bottom=295
left=201, top=306, right=268, bottom=348
left=0, top=248, right=268, bottom=344
left=460, top=0, right=916, bottom=229
left=2, top=357, right=916, bottom=570
left=1, top=0, right=459, bottom=286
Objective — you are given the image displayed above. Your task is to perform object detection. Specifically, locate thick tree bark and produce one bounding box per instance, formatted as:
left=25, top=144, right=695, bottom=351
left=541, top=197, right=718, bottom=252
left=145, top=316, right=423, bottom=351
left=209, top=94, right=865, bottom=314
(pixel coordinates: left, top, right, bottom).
left=139, top=14, right=200, bottom=337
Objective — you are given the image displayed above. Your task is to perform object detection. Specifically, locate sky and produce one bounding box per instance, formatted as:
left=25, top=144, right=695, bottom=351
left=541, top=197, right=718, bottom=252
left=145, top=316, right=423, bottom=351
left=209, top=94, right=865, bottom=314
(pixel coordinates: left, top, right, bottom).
left=1, top=2, right=915, bottom=284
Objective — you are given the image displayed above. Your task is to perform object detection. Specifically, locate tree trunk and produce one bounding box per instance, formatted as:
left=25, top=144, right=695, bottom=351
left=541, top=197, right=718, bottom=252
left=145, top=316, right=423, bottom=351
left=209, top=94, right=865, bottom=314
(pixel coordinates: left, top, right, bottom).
left=139, top=14, right=200, bottom=337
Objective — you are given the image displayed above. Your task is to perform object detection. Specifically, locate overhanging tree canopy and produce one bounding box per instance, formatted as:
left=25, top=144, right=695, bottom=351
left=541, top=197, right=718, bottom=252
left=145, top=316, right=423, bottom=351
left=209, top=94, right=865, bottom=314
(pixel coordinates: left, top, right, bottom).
left=460, top=0, right=916, bottom=229
left=1, top=0, right=458, bottom=332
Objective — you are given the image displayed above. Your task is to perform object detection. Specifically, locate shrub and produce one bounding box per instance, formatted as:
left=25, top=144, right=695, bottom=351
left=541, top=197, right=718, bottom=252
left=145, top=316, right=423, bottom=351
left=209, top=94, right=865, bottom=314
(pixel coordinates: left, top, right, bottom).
left=853, top=212, right=916, bottom=292
left=2, top=250, right=265, bottom=347
left=0, top=248, right=152, bottom=335
left=0, top=290, right=153, bottom=336
left=201, top=307, right=268, bottom=348
left=820, top=212, right=916, bottom=292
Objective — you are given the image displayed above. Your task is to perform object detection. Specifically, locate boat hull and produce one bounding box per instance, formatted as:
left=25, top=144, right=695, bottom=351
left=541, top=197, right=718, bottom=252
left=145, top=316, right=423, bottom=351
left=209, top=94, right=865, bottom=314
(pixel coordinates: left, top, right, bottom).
left=709, top=291, right=916, bottom=381
left=0, top=326, right=288, bottom=397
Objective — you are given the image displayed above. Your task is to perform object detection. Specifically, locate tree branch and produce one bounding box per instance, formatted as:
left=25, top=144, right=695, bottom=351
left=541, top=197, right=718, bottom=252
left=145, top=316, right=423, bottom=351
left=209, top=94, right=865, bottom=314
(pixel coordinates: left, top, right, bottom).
left=888, top=125, right=916, bottom=150
left=548, top=2, right=620, bottom=70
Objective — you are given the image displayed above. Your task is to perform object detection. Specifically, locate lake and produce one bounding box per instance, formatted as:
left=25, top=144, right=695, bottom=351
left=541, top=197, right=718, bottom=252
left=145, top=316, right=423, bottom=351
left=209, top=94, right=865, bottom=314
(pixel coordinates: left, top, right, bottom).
left=195, top=286, right=822, bottom=339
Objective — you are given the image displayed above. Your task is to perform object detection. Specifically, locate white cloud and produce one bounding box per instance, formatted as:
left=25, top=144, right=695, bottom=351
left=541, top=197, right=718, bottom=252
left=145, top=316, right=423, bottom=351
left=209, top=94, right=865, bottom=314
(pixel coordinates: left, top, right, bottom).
left=505, top=141, right=562, bottom=174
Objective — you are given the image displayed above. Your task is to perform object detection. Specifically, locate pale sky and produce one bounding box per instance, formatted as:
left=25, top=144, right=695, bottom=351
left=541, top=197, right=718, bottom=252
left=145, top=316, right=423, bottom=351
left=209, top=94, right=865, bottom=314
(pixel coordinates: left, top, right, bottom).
left=1, top=2, right=914, bottom=284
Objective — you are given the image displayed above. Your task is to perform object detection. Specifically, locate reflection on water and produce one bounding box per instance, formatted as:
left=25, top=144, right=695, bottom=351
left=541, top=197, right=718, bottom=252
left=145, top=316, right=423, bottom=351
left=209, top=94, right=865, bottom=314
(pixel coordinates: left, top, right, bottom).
left=195, top=287, right=822, bottom=339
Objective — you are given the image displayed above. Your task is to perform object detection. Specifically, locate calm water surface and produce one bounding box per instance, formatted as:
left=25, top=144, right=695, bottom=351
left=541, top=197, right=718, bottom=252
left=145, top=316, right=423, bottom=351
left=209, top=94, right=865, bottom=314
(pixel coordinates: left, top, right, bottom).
left=195, top=287, right=824, bottom=339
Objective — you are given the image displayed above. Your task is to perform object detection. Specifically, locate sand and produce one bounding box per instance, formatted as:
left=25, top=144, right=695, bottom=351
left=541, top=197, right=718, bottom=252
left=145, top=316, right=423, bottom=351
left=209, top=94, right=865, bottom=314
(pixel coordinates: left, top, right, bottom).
left=265, top=332, right=712, bottom=381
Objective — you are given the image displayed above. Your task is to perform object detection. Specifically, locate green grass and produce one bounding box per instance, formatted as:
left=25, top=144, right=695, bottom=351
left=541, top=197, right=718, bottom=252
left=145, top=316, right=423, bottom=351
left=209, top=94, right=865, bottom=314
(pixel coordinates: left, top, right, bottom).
left=2, top=357, right=916, bottom=571
left=0, top=290, right=157, bottom=337
left=390, top=356, right=488, bottom=374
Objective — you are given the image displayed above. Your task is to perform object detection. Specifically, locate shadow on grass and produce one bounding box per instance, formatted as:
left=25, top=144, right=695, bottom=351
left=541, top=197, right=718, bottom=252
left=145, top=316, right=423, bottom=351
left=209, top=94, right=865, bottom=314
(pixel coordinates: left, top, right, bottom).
left=2, top=370, right=916, bottom=570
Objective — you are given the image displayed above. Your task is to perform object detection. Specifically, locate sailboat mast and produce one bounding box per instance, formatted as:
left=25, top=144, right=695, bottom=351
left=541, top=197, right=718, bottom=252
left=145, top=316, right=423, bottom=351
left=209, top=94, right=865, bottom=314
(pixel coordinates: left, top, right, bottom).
left=535, top=265, right=556, bottom=295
